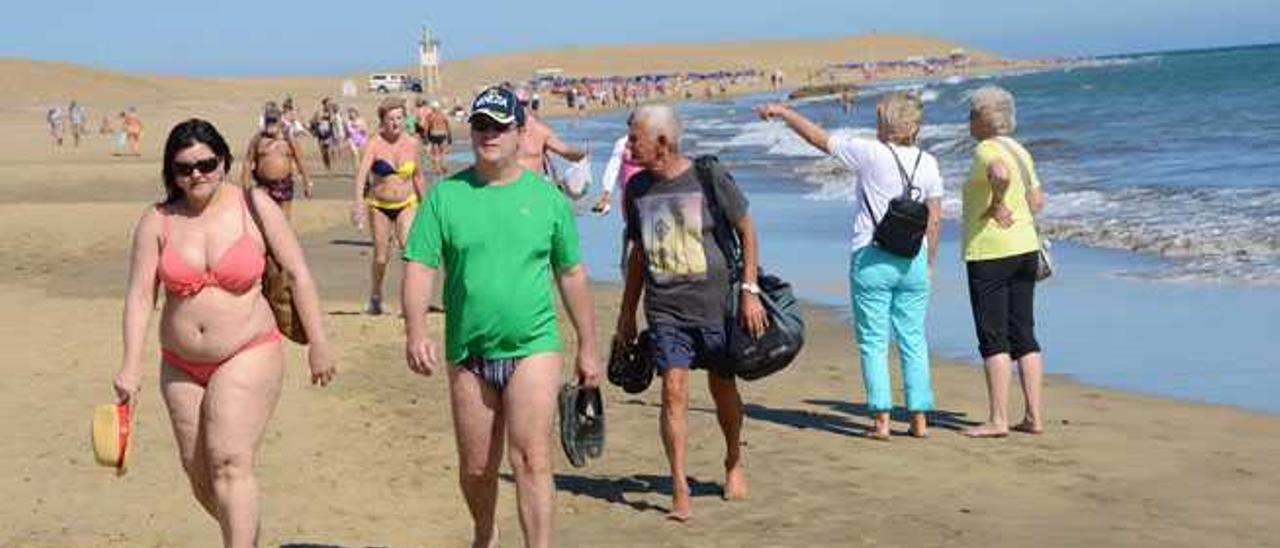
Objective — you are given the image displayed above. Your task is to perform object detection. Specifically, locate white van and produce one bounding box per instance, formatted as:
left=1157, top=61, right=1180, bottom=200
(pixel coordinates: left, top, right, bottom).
left=367, top=73, right=423, bottom=93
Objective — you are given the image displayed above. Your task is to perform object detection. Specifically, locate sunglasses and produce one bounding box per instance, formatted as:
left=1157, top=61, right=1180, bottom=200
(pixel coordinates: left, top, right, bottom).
left=173, top=157, right=221, bottom=177
left=470, top=117, right=513, bottom=134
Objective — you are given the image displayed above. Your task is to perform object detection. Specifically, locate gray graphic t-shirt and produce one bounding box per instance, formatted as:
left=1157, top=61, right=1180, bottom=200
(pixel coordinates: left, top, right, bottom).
left=624, top=163, right=748, bottom=328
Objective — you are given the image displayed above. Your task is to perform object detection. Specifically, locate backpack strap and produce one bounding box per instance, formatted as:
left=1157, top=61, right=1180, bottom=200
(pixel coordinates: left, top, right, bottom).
left=693, top=155, right=744, bottom=277
left=883, top=142, right=923, bottom=201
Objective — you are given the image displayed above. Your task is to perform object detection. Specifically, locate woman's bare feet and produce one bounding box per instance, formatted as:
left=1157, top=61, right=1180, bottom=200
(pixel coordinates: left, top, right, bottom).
left=909, top=412, right=929, bottom=438
left=1012, top=419, right=1044, bottom=434
left=868, top=412, right=891, bottom=441
left=962, top=422, right=1009, bottom=438
left=724, top=460, right=748, bottom=501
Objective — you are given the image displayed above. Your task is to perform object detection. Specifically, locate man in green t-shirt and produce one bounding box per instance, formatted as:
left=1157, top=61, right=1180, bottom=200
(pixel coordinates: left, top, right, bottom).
left=401, top=86, right=602, bottom=548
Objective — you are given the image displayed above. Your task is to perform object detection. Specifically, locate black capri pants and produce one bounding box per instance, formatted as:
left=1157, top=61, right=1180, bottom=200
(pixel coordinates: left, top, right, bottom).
left=966, top=250, right=1041, bottom=359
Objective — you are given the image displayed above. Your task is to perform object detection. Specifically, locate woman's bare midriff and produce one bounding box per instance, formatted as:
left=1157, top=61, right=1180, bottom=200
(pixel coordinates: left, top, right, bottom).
left=160, top=290, right=277, bottom=363
left=368, top=176, right=414, bottom=203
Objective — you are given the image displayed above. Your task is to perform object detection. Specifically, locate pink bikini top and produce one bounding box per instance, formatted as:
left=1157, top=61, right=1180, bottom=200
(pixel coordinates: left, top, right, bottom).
left=157, top=195, right=265, bottom=297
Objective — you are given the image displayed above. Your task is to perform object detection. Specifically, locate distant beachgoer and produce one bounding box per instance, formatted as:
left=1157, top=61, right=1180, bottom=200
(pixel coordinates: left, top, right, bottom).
left=242, top=105, right=313, bottom=219
left=405, top=98, right=423, bottom=138
left=344, top=106, right=369, bottom=159
left=591, top=113, right=643, bottom=216
left=123, top=107, right=143, bottom=156
left=514, top=87, right=586, bottom=179
left=99, top=115, right=115, bottom=136
left=758, top=93, right=942, bottom=440
left=310, top=97, right=339, bottom=171
left=69, top=100, right=87, bottom=147
left=960, top=85, right=1048, bottom=438
left=401, top=86, right=601, bottom=548
left=423, top=100, right=452, bottom=175
left=351, top=97, right=424, bottom=315
left=839, top=90, right=855, bottom=115
left=614, top=104, right=761, bottom=521
left=46, top=106, right=65, bottom=146
left=281, top=99, right=307, bottom=138
left=113, top=119, right=334, bottom=548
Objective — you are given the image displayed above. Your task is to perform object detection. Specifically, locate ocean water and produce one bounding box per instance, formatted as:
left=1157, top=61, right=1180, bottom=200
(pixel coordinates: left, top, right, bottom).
left=545, top=44, right=1280, bottom=412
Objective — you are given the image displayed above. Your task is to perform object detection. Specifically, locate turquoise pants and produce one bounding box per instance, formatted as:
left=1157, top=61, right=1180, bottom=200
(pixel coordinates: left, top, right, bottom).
left=849, top=246, right=934, bottom=413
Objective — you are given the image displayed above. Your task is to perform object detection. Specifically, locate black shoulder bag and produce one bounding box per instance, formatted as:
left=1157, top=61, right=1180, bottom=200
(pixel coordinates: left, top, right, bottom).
left=862, top=144, right=928, bottom=258
left=694, top=155, right=805, bottom=381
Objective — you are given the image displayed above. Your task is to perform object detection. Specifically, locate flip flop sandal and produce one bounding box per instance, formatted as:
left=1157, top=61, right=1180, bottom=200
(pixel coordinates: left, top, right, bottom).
left=559, top=384, right=587, bottom=468
left=577, top=388, right=605, bottom=460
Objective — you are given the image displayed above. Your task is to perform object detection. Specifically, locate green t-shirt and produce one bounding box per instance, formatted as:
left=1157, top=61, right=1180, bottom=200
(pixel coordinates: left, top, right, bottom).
left=403, top=168, right=582, bottom=362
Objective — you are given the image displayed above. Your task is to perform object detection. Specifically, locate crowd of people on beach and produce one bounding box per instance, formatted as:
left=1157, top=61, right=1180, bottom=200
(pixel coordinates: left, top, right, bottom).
left=46, top=100, right=143, bottom=155
left=110, top=77, right=1048, bottom=547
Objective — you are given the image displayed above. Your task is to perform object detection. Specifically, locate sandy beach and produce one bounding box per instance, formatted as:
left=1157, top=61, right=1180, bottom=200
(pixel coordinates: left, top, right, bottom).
left=2, top=34, right=1279, bottom=547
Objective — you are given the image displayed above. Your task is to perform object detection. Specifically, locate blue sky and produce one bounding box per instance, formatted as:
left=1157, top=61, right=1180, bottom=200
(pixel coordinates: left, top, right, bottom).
left=3, top=0, right=1277, bottom=75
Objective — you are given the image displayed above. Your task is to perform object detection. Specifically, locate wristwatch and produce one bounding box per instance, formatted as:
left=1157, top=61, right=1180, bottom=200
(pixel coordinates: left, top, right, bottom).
left=740, top=282, right=761, bottom=295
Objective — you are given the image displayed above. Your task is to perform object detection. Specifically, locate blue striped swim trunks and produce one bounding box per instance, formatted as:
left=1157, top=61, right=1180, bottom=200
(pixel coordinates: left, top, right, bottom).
left=459, top=355, right=523, bottom=392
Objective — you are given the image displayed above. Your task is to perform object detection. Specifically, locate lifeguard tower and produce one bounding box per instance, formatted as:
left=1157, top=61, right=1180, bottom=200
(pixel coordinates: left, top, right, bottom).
left=419, top=27, right=442, bottom=94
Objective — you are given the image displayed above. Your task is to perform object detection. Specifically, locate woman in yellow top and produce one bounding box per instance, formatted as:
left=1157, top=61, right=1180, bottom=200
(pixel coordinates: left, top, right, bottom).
left=961, top=86, right=1048, bottom=438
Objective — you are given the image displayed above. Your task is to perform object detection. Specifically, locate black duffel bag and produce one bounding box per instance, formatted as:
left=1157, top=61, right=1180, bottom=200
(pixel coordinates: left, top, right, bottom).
left=695, top=156, right=804, bottom=381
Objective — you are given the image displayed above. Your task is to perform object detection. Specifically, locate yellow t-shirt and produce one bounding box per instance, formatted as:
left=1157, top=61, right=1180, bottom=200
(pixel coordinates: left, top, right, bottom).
left=962, top=137, right=1042, bottom=261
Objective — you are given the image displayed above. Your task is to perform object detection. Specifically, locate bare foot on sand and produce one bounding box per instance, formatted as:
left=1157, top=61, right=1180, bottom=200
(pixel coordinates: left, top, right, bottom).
left=962, top=422, right=1009, bottom=438
left=724, top=462, right=748, bottom=501
left=909, top=413, right=929, bottom=438
left=668, top=485, right=691, bottom=522
left=471, top=525, right=498, bottom=548
left=1012, top=419, right=1044, bottom=434
left=868, top=413, right=891, bottom=441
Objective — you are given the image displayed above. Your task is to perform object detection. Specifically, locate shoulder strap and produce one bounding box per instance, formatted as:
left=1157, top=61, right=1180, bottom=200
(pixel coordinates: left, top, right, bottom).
left=988, top=137, right=1039, bottom=227
left=693, top=155, right=744, bottom=275
left=241, top=186, right=274, bottom=256
left=883, top=142, right=923, bottom=200
left=989, top=137, right=1034, bottom=190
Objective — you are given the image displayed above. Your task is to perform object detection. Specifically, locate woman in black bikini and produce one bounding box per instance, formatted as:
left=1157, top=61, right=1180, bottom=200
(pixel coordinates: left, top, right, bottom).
left=241, top=105, right=312, bottom=219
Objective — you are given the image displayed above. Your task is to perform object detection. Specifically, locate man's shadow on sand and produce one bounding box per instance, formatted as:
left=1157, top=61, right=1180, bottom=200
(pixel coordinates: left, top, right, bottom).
left=501, top=472, right=721, bottom=515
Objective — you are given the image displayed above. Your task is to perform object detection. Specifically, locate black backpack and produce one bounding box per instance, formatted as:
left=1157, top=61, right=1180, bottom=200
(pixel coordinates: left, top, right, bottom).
left=694, top=156, right=805, bottom=381
left=862, top=144, right=928, bottom=258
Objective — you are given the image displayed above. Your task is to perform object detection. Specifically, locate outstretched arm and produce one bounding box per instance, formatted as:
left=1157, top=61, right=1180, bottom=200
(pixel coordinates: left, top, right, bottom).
left=756, top=102, right=832, bottom=154
left=546, top=129, right=587, bottom=162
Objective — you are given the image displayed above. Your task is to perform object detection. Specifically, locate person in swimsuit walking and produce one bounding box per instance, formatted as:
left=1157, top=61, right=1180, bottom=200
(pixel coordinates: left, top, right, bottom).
left=402, top=85, right=601, bottom=548
left=423, top=99, right=452, bottom=176
left=352, top=97, right=424, bottom=315
left=113, top=119, right=335, bottom=548
left=123, top=107, right=143, bottom=156
left=310, top=97, right=339, bottom=172
left=344, top=106, right=369, bottom=168
left=241, top=105, right=312, bottom=220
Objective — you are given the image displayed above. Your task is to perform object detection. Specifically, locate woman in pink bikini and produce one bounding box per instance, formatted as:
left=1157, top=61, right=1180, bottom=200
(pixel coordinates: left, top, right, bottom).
left=112, top=119, right=335, bottom=547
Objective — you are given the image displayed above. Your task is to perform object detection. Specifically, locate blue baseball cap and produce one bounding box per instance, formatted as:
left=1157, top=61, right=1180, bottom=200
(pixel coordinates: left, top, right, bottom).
left=468, top=86, right=525, bottom=126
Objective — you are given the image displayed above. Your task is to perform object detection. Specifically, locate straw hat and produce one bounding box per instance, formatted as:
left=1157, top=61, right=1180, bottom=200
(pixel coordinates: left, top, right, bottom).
left=91, top=403, right=132, bottom=472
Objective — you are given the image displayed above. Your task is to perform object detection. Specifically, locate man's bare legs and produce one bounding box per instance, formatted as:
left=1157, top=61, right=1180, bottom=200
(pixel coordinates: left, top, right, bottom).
left=659, top=368, right=691, bottom=521
left=449, top=365, right=504, bottom=548
left=707, top=374, right=747, bottom=500
left=503, top=353, right=561, bottom=548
